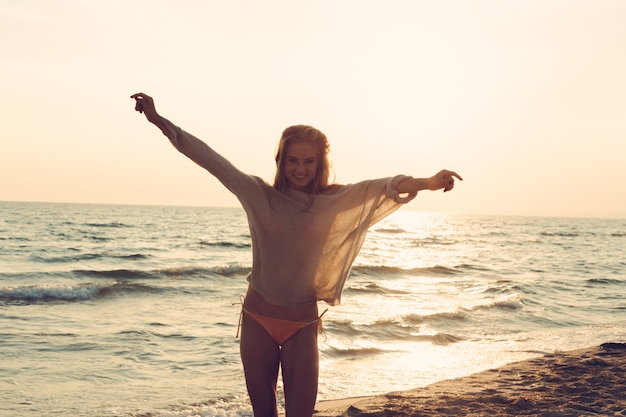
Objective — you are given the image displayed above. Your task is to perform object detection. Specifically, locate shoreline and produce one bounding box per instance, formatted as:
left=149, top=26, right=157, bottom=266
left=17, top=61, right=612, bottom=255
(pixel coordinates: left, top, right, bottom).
left=314, top=343, right=626, bottom=416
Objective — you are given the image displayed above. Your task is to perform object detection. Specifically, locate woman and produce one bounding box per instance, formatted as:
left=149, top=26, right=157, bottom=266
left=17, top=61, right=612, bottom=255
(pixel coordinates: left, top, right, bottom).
left=131, top=93, right=462, bottom=417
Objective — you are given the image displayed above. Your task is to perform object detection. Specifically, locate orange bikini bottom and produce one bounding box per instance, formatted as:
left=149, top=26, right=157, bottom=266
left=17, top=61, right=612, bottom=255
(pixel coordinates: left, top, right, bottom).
left=237, top=307, right=327, bottom=346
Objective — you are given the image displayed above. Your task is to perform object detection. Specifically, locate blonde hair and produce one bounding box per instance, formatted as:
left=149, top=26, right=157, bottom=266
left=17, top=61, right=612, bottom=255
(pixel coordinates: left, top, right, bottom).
left=273, top=125, right=333, bottom=193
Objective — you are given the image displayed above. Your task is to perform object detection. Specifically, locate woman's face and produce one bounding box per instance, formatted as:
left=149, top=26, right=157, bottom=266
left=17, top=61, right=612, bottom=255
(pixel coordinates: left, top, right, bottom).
left=284, top=142, right=318, bottom=192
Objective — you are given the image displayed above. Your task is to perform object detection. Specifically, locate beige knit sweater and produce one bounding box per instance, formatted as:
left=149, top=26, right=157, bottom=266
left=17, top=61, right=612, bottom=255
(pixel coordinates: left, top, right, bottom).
left=161, top=119, right=416, bottom=306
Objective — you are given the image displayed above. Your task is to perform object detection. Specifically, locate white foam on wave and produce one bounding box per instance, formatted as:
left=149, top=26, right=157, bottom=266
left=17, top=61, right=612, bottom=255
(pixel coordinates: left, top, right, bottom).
left=0, top=282, right=109, bottom=302
left=465, top=293, right=524, bottom=312
left=150, top=397, right=253, bottom=417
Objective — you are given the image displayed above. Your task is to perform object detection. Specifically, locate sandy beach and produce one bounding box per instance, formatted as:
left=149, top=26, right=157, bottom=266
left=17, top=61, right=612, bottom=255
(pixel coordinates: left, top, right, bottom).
left=314, top=343, right=626, bottom=417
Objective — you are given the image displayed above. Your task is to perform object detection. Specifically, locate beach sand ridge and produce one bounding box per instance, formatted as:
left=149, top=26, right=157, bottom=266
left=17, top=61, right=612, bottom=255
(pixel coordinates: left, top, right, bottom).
left=314, top=343, right=626, bottom=417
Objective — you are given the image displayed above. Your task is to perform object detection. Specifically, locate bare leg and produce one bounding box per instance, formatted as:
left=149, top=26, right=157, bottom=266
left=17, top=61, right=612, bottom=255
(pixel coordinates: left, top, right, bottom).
left=280, top=323, right=319, bottom=417
left=240, top=312, right=281, bottom=417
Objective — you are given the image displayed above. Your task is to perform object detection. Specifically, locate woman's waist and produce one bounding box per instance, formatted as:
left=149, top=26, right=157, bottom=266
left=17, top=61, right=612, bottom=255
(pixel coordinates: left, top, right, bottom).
left=243, top=286, right=318, bottom=322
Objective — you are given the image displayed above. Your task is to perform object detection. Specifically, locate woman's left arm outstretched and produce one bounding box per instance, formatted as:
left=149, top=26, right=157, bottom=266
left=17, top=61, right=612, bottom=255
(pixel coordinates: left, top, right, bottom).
left=396, top=170, right=463, bottom=194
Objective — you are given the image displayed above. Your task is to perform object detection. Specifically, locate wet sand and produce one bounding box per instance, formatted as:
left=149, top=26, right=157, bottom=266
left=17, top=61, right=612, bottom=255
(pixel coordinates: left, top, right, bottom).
left=314, top=343, right=626, bottom=417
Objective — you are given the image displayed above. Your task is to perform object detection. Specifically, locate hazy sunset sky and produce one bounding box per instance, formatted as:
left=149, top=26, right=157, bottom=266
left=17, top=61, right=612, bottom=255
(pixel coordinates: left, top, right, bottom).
left=2, top=0, right=625, bottom=218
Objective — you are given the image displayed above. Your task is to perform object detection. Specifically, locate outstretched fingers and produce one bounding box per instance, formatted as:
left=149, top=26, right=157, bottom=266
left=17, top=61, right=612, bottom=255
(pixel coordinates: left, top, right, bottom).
left=442, top=170, right=462, bottom=181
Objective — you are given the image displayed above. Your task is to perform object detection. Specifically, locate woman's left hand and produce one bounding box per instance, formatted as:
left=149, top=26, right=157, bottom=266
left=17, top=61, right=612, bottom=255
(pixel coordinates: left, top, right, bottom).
left=431, top=170, right=463, bottom=192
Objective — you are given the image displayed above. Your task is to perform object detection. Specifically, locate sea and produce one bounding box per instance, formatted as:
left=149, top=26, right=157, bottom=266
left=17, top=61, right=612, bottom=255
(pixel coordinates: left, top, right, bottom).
left=1, top=201, right=625, bottom=417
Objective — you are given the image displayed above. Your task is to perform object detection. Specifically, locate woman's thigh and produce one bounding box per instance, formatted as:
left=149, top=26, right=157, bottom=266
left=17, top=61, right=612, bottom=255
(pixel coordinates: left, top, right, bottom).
left=240, top=313, right=281, bottom=416
left=280, top=323, right=319, bottom=417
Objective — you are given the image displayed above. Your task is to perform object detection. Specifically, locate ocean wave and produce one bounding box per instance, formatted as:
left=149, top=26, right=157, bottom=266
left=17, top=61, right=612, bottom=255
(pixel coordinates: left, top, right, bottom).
left=323, top=346, right=395, bottom=358
left=412, top=237, right=458, bottom=246
left=540, top=231, right=580, bottom=237
left=2, top=236, right=30, bottom=242
left=480, top=280, right=525, bottom=295
left=372, top=227, right=408, bottom=234
left=73, top=269, right=156, bottom=279
left=132, top=397, right=256, bottom=417
left=373, top=312, right=467, bottom=330
left=350, top=265, right=461, bottom=277
left=345, top=282, right=411, bottom=296
left=402, top=311, right=468, bottom=326
left=0, top=281, right=161, bottom=305
left=0, top=283, right=101, bottom=303
left=325, top=318, right=414, bottom=341
left=414, top=332, right=464, bottom=345
left=586, top=278, right=625, bottom=286
left=200, top=240, right=251, bottom=249
left=327, top=313, right=465, bottom=345
left=457, top=263, right=492, bottom=272
left=30, top=252, right=151, bottom=263
left=412, top=265, right=462, bottom=275
left=464, top=294, right=524, bottom=312
left=540, top=228, right=626, bottom=239
left=157, top=265, right=251, bottom=278
left=83, top=221, right=132, bottom=228
left=76, top=265, right=252, bottom=280
left=350, top=265, right=406, bottom=276
left=2, top=265, right=252, bottom=285
left=116, top=329, right=197, bottom=342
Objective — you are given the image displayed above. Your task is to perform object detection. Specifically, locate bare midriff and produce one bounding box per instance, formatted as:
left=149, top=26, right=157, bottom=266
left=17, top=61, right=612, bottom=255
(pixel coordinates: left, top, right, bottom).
left=244, top=286, right=319, bottom=323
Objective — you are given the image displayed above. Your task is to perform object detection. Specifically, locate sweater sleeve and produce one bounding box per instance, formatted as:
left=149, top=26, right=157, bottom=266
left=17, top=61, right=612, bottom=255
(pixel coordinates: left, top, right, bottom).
left=387, top=175, right=418, bottom=204
left=302, top=176, right=416, bottom=306
left=364, top=175, right=417, bottom=227
left=160, top=118, right=262, bottom=201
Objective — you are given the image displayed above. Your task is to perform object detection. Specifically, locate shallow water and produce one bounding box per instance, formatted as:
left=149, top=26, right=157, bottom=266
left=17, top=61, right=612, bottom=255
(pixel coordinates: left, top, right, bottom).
left=1, top=202, right=625, bottom=416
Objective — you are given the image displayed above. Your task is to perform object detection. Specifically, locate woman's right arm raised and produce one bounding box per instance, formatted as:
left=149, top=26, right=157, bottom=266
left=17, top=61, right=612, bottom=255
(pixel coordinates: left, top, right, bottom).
left=130, top=93, right=250, bottom=192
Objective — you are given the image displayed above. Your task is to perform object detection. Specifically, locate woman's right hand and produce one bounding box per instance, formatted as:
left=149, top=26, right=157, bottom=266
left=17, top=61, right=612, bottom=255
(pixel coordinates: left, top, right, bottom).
left=130, top=93, right=160, bottom=124
left=130, top=92, right=170, bottom=136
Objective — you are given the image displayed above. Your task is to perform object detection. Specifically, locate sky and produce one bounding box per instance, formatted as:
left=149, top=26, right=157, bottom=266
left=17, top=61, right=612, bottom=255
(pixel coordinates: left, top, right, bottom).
left=2, top=0, right=625, bottom=218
